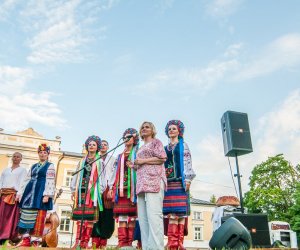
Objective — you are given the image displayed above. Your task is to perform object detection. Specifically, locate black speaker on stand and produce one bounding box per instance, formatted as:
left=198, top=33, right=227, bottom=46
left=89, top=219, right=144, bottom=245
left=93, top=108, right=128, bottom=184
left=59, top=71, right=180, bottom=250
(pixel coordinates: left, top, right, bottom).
left=221, top=111, right=253, bottom=213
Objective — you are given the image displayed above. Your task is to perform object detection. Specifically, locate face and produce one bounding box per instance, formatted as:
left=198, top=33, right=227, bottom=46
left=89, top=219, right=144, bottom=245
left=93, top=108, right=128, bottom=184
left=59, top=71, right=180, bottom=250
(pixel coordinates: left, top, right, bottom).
left=141, top=123, right=153, bottom=138
left=168, top=124, right=180, bottom=139
left=38, top=150, right=49, bottom=162
left=12, top=152, right=22, bottom=165
left=100, top=141, right=109, bottom=154
left=124, top=134, right=134, bottom=147
left=88, top=140, right=98, bottom=153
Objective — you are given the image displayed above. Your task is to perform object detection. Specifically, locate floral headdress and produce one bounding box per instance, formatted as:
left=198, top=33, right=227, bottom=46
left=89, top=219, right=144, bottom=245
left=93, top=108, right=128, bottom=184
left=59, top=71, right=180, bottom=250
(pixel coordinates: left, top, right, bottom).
left=38, top=143, right=50, bottom=154
left=85, top=135, right=102, bottom=152
left=165, top=120, right=185, bottom=138
left=123, top=128, right=139, bottom=146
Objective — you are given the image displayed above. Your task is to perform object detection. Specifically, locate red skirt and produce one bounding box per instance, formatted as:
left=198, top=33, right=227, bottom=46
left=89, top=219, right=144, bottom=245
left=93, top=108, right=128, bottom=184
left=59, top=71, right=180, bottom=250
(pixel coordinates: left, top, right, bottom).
left=0, top=196, right=20, bottom=240
left=113, top=196, right=137, bottom=216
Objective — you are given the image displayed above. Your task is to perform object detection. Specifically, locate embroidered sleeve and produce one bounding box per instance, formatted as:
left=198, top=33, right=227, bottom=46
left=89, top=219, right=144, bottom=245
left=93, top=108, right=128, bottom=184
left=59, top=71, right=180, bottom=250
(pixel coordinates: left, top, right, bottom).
left=43, top=163, right=56, bottom=197
left=183, top=142, right=196, bottom=182
left=152, top=139, right=167, bottom=159
left=17, top=168, right=31, bottom=197
left=108, top=158, right=118, bottom=190
left=70, top=161, right=80, bottom=193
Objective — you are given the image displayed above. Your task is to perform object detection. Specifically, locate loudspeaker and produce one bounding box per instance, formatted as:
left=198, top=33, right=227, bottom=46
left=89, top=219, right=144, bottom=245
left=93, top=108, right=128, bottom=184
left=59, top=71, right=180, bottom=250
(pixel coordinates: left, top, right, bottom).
left=209, top=217, right=252, bottom=250
left=222, top=213, right=271, bottom=247
left=221, top=111, right=253, bottom=157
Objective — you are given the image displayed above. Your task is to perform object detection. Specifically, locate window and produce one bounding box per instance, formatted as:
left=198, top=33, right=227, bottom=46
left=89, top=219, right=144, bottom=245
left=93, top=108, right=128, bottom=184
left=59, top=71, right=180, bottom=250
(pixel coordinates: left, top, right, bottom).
left=194, top=226, right=203, bottom=241
left=193, top=211, right=202, bottom=220
left=60, top=210, right=72, bottom=232
left=64, top=170, right=74, bottom=187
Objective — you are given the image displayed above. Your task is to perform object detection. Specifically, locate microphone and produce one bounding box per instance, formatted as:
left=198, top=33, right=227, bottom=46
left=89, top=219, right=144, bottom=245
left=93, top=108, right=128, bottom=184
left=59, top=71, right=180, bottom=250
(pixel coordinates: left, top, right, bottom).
left=123, top=134, right=135, bottom=139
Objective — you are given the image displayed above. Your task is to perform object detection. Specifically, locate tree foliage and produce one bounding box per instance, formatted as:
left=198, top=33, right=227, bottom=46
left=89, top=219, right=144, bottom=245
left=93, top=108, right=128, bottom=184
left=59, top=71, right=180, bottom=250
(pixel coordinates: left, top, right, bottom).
left=244, top=154, right=300, bottom=221
left=288, top=182, right=300, bottom=243
left=210, top=194, right=217, bottom=204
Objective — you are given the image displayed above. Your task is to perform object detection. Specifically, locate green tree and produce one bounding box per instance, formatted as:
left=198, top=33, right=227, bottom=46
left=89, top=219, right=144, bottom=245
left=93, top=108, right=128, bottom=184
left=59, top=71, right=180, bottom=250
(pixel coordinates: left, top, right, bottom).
left=210, top=194, right=217, bottom=204
left=244, top=154, right=299, bottom=221
left=288, top=182, right=300, bottom=244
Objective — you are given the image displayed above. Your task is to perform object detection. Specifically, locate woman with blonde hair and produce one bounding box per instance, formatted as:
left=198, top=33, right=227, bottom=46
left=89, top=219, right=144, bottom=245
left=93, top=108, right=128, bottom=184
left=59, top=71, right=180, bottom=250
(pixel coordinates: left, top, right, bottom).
left=134, top=121, right=167, bottom=250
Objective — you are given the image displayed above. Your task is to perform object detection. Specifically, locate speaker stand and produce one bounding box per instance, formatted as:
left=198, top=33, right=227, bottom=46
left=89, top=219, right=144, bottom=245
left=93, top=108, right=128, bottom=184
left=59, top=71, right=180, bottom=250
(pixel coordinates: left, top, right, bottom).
left=234, top=153, right=244, bottom=213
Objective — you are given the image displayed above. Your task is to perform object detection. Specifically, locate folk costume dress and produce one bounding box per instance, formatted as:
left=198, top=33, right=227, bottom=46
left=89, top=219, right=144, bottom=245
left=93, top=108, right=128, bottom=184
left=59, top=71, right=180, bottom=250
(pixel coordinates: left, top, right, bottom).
left=110, top=127, right=139, bottom=248
left=17, top=160, right=56, bottom=237
left=163, top=140, right=195, bottom=217
left=91, top=153, right=116, bottom=248
left=111, top=149, right=138, bottom=219
left=0, top=165, right=27, bottom=242
left=71, top=154, right=103, bottom=222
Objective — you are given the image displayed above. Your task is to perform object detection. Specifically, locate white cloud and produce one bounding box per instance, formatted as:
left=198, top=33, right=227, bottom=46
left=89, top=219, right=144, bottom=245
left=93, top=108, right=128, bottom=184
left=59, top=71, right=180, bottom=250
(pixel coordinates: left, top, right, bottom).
left=132, top=59, right=239, bottom=96
left=255, top=89, right=300, bottom=165
left=205, top=0, right=243, bottom=19
left=192, top=89, right=300, bottom=200
left=234, top=33, right=300, bottom=81
left=191, top=135, right=238, bottom=200
left=133, top=33, right=300, bottom=96
left=0, top=66, right=33, bottom=95
left=16, top=0, right=111, bottom=64
left=0, top=0, right=18, bottom=21
left=223, top=43, right=243, bottom=57
left=0, top=65, right=67, bottom=130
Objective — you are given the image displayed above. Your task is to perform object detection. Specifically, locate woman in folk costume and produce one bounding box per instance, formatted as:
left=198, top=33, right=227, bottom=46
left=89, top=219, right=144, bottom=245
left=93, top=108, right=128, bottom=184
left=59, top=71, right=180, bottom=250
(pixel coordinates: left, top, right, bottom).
left=108, top=128, right=139, bottom=248
left=163, top=120, right=196, bottom=250
left=71, top=135, right=103, bottom=248
left=16, top=144, right=56, bottom=247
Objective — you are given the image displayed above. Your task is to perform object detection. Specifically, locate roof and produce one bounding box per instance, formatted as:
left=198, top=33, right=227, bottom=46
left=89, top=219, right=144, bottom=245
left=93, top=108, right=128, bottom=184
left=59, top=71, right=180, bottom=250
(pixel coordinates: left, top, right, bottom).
left=190, top=197, right=216, bottom=206
left=62, top=151, right=84, bottom=157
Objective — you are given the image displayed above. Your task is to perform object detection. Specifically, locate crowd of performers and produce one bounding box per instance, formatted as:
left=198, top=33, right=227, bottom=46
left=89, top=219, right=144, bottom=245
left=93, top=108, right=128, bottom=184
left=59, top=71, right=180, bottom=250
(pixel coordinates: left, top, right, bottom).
left=0, top=120, right=195, bottom=250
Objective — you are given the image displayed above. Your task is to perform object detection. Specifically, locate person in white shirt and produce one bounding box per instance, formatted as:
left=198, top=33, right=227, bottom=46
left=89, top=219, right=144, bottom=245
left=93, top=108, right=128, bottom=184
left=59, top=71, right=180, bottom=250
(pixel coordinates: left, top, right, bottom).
left=91, top=140, right=116, bottom=248
left=0, top=152, right=27, bottom=245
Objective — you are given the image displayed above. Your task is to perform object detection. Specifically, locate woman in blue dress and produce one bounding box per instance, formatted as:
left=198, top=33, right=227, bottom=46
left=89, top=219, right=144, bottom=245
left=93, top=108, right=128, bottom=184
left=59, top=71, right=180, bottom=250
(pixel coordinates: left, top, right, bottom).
left=163, top=120, right=196, bottom=250
left=16, top=143, right=56, bottom=247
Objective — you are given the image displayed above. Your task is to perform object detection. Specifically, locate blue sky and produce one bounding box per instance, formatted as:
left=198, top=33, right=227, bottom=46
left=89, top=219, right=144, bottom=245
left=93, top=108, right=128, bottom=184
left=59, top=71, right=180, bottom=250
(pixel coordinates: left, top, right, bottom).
left=1, top=0, right=300, bottom=200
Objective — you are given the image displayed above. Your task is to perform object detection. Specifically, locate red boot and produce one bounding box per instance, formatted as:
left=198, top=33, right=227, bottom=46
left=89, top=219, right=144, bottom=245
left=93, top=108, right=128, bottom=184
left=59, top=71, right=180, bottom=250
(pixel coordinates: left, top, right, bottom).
left=99, top=238, right=107, bottom=248
left=137, top=240, right=142, bottom=249
left=167, top=223, right=178, bottom=250
left=72, top=221, right=84, bottom=248
left=19, top=236, right=31, bottom=247
left=178, top=224, right=186, bottom=250
left=80, top=226, right=92, bottom=248
left=92, top=237, right=100, bottom=248
left=117, top=227, right=128, bottom=247
left=127, top=226, right=135, bottom=246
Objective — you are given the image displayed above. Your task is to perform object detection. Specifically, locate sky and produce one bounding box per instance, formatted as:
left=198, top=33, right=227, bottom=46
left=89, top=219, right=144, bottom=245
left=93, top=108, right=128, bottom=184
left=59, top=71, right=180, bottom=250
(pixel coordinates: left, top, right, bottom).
left=1, top=0, right=300, bottom=201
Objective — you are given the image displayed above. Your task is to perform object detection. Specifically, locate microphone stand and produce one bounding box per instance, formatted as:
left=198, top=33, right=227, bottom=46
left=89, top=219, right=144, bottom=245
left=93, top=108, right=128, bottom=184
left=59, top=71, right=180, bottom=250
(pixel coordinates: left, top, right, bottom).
left=72, top=137, right=130, bottom=249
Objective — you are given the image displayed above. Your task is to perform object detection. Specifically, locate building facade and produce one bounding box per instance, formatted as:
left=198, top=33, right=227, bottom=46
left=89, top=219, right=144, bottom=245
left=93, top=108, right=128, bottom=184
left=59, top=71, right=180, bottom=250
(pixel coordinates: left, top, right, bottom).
left=0, top=128, right=215, bottom=249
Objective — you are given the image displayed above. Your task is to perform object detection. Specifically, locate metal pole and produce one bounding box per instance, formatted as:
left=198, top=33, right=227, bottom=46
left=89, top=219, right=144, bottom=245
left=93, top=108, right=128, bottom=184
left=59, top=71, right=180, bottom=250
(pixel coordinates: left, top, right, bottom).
left=235, top=154, right=244, bottom=213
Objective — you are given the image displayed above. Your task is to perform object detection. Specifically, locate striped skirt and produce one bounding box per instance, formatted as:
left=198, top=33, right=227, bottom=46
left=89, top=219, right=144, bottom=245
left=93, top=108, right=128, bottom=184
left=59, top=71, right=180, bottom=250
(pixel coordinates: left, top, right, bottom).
left=163, top=181, right=189, bottom=216
left=113, top=196, right=137, bottom=216
left=18, top=209, right=47, bottom=237
left=72, top=192, right=99, bottom=221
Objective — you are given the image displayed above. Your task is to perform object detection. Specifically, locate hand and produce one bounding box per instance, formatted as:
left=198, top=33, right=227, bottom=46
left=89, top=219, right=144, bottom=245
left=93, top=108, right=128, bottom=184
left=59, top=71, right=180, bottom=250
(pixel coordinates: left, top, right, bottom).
left=185, top=182, right=191, bottom=192
left=126, top=161, right=134, bottom=168
left=15, top=195, right=21, bottom=202
left=42, top=196, right=49, bottom=203
left=107, top=190, right=113, bottom=199
left=134, top=158, right=144, bottom=166
left=71, top=192, right=75, bottom=201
